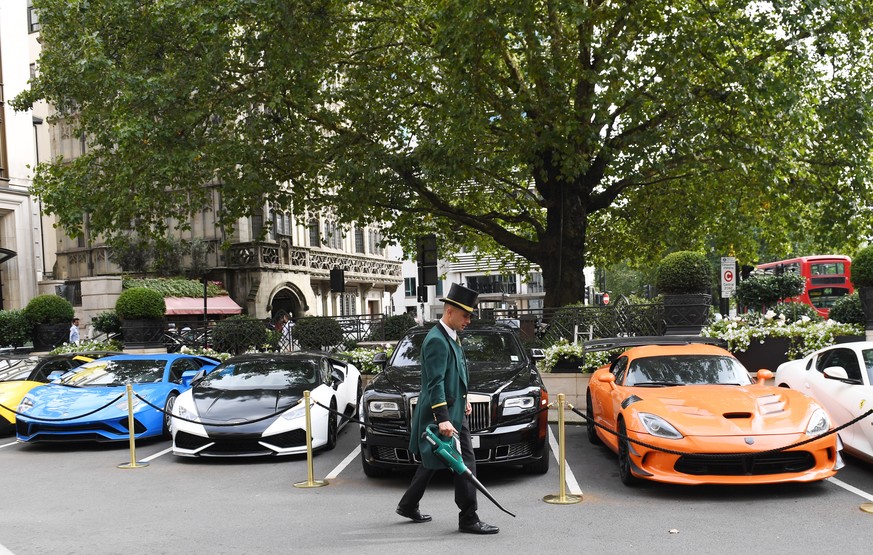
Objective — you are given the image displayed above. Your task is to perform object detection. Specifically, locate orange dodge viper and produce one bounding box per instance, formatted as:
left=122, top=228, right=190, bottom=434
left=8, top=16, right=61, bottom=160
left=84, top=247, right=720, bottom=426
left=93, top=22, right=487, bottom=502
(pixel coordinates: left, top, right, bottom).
left=585, top=337, right=843, bottom=486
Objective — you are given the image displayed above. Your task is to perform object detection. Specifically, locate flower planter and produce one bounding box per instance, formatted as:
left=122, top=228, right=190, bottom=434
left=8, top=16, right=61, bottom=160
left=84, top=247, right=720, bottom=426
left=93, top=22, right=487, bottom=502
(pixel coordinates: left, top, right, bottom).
left=32, top=323, right=70, bottom=352
left=121, top=319, right=166, bottom=349
left=859, top=287, right=873, bottom=329
left=732, top=336, right=796, bottom=372
left=551, top=357, right=584, bottom=373
left=662, top=293, right=712, bottom=335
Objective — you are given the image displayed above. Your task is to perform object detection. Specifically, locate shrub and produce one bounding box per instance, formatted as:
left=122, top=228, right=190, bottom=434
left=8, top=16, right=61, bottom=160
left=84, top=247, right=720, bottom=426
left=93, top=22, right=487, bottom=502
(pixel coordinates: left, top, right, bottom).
left=851, top=245, right=873, bottom=287
left=829, top=293, right=865, bottom=325
left=211, top=315, right=270, bottom=355
left=293, top=317, right=344, bottom=351
left=0, top=310, right=31, bottom=348
left=339, top=345, right=395, bottom=374
left=775, top=301, right=822, bottom=323
left=655, top=251, right=711, bottom=294
left=92, top=311, right=122, bottom=335
left=23, top=294, right=75, bottom=325
left=735, top=273, right=805, bottom=312
left=369, top=313, right=417, bottom=341
left=115, top=287, right=166, bottom=320
left=50, top=338, right=123, bottom=354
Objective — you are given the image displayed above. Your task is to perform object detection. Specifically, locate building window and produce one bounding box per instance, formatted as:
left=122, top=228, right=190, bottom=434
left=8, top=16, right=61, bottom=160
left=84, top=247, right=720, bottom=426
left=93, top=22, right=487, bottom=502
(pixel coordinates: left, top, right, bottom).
left=527, top=272, right=544, bottom=293
left=308, top=219, right=320, bottom=247
left=28, top=1, right=41, bottom=33
left=466, top=275, right=517, bottom=294
left=354, top=228, right=365, bottom=254
left=404, top=277, right=417, bottom=297
left=435, top=281, right=444, bottom=297
left=369, top=229, right=383, bottom=256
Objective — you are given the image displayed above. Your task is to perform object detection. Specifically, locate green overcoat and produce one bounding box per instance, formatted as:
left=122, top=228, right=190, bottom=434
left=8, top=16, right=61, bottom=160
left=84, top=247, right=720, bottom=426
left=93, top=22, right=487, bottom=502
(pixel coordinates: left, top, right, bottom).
left=408, top=323, right=468, bottom=470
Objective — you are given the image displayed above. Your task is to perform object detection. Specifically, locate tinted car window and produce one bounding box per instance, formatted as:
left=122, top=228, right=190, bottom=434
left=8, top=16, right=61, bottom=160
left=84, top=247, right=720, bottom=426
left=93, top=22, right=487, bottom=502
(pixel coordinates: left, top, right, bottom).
left=817, top=348, right=862, bottom=382
left=389, top=329, right=524, bottom=369
left=199, top=359, right=319, bottom=388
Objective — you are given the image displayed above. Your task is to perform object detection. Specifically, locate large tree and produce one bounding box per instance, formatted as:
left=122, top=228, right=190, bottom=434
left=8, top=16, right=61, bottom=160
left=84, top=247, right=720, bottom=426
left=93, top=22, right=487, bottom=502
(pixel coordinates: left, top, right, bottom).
left=15, top=0, right=873, bottom=306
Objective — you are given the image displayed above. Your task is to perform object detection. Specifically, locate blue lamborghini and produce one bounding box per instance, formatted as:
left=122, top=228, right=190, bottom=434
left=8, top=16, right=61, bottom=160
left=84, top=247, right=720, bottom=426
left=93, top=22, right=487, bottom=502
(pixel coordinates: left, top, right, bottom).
left=16, top=354, right=220, bottom=443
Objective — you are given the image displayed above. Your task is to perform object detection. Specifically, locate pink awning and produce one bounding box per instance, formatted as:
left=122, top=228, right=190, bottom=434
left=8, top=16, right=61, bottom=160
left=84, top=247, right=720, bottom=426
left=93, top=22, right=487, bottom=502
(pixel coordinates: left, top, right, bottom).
left=164, top=296, right=243, bottom=315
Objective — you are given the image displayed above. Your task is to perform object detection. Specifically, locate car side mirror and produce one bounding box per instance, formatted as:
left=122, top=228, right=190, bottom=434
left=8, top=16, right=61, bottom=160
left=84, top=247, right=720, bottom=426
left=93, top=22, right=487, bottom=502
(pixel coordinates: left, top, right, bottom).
left=823, top=366, right=849, bottom=381
left=756, top=369, right=774, bottom=385
left=47, top=370, right=65, bottom=382
left=331, top=368, right=345, bottom=388
left=181, top=369, right=205, bottom=388
left=372, top=352, right=388, bottom=366
left=530, top=348, right=545, bottom=360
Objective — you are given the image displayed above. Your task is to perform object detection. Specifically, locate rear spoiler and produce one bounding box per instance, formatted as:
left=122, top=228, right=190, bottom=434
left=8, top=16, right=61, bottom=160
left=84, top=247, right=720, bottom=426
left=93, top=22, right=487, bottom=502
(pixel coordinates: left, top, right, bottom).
left=583, top=336, right=728, bottom=353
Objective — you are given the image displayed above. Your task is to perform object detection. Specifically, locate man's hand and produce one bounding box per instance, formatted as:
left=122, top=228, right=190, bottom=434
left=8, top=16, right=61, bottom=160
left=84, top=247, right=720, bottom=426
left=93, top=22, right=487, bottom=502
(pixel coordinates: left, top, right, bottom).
left=438, top=420, right=457, bottom=438
left=465, top=401, right=472, bottom=416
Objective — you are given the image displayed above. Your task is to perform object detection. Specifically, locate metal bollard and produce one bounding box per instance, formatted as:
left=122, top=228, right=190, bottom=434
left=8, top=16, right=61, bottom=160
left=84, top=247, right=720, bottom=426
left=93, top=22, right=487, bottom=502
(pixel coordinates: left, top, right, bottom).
left=118, top=382, right=148, bottom=469
left=294, top=390, right=328, bottom=488
left=543, top=393, right=581, bottom=504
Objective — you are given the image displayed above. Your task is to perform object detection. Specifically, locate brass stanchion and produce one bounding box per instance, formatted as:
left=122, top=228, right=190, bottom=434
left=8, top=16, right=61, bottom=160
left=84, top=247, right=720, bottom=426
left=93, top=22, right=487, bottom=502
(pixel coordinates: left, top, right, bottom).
left=543, top=393, right=581, bottom=504
left=118, top=382, right=148, bottom=469
left=294, top=390, right=328, bottom=488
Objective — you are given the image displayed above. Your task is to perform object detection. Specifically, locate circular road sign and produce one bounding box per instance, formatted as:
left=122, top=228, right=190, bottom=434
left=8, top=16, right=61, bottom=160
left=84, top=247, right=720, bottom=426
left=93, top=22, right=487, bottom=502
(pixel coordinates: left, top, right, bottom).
left=602, top=292, right=610, bottom=305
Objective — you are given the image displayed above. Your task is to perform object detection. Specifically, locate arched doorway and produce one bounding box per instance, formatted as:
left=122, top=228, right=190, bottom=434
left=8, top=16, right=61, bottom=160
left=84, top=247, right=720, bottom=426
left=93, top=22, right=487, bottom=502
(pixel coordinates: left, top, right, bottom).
left=270, top=285, right=305, bottom=322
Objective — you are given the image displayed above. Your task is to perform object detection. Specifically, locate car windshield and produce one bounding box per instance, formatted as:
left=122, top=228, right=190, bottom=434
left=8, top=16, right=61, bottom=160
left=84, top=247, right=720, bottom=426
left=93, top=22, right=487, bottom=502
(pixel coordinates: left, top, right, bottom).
left=390, top=330, right=525, bottom=369
left=0, top=359, right=38, bottom=382
left=624, top=355, right=753, bottom=386
left=863, top=349, right=873, bottom=385
left=198, top=359, right=320, bottom=389
left=61, top=359, right=166, bottom=386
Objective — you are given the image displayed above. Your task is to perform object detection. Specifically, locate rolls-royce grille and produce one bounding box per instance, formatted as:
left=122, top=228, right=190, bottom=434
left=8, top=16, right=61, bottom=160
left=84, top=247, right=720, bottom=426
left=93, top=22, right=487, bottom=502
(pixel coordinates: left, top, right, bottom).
left=675, top=451, right=816, bottom=476
left=410, top=394, right=491, bottom=431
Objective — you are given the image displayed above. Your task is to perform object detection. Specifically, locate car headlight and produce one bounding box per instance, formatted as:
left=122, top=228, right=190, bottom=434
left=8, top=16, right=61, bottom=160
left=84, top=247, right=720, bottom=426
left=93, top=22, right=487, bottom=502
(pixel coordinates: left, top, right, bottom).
left=18, top=397, right=34, bottom=413
left=282, top=400, right=309, bottom=421
left=503, top=396, right=535, bottom=412
left=806, top=408, right=830, bottom=437
left=638, top=412, right=683, bottom=439
left=368, top=401, right=400, bottom=413
left=115, top=397, right=142, bottom=411
left=177, top=403, right=200, bottom=423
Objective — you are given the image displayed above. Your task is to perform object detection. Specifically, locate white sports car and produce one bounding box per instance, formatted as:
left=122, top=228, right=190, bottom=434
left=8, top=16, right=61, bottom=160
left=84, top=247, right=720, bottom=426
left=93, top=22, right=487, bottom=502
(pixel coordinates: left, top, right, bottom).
left=775, top=341, right=873, bottom=463
left=171, top=352, right=361, bottom=457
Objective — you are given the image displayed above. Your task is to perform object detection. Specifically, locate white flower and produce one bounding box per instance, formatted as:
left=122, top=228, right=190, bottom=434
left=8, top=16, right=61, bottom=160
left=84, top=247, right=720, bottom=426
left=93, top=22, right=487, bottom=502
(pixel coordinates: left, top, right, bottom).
left=764, top=310, right=776, bottom=320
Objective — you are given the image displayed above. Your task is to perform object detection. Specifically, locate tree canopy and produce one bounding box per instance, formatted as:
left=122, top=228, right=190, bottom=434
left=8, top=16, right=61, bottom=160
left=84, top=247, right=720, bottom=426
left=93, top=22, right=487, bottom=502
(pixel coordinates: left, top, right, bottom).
left=15, top=0, right=873, bottom=306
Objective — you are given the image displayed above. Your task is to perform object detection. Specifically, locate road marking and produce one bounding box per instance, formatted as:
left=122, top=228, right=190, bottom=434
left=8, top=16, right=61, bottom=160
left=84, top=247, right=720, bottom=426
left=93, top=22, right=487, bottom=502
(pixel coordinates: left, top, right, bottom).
left=548, top=427, right=583, bottom=496
left=140, top=447, right=172, bottom=462
left=0, top=441, right=18, bottom=449
left=326, top=444, right=361, bottom=480
left=827, top=477, right=873, bottom=502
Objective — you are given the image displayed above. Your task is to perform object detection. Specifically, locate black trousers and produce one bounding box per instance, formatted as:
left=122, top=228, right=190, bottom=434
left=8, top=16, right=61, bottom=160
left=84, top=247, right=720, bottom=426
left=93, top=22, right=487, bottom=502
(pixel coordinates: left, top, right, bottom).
left=398, top=419, right=479, bottom=525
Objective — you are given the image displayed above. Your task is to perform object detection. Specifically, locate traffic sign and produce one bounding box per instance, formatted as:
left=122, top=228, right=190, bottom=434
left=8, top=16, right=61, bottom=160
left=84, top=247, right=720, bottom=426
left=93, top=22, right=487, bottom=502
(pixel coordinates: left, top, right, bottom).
left=602, top=292, right=610, bottom=305
left=721, top=256, right=736, bottom=298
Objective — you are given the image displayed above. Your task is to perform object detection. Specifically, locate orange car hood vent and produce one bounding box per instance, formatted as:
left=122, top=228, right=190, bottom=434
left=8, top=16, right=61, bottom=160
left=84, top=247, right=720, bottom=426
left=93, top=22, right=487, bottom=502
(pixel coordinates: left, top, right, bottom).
left=722, top=412, right=752, bottom=419
left=756, top=393, right=787, bottom=415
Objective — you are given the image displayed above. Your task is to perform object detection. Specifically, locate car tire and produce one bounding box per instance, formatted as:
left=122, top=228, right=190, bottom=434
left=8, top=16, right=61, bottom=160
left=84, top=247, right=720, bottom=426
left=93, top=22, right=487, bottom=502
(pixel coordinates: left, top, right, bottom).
left=617, top=419, right=639, bottom=486
left=325, top=399, right=338, bottom=451
left=162, top=393, right=178, bottom=439
left=522, top=443, right=550, bottom=475
left=586, top=390, right=601, bottom=445
left=361, top=451, right=391, bottom=478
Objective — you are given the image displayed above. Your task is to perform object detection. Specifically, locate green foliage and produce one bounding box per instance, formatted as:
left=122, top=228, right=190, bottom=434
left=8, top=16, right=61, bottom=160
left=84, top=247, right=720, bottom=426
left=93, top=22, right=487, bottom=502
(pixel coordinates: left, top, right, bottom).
left=829, top=293, right=865, bottom=325
left=211, top=316, right=269, bottom=355
left=735, top=273, right=806, bottom=312
left=115, top=287, right=166, bottom=320
left=0, top=310, right=31, bottom=348
left=15, top=0, right=873, bottom=308
left=50, top=338, right=123, bottom=354
left=91, top=311, right=121, bottom=335
left=123, top=277, right=227, bottom=297
left=293, top=317, right=344, bottom=351
left=108, top=235, right=151, bottom=274
left=371, top=313, right=417, bottom=341
left=655, top=252, right=712, bottom=294
left=23, top=295, right=75, bottom=325
left=339, top=345, right=395, bottom=375
left=851, top=245, right=873, bottom=287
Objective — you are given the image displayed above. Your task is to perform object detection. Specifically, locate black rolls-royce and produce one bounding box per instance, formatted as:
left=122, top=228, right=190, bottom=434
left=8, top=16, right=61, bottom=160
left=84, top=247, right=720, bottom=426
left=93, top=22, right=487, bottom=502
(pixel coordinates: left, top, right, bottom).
left=359, top=323, right=549, bottom=477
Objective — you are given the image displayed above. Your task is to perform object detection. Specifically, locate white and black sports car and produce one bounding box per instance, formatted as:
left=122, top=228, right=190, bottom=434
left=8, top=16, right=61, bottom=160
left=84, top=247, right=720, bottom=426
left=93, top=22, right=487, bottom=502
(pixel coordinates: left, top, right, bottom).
left=171, top=352, right=362, bottom=457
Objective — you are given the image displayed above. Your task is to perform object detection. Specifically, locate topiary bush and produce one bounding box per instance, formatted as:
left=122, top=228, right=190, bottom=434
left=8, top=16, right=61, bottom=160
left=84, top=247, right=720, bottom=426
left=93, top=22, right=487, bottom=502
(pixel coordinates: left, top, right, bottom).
left=23, top=294, right=75, bottom=325
left=735, top=273, right=805, bottom=312
left=293, top=316, right=344, bottom=351
left=92, top=311, right=122, bottom=335
left=655, top=251, right=712, bottom=294
left=829, top=293, right=865, bottom=325
left=211, top=315, right=269, bottom=355
left=115, top=287, right=166, bottom=320
left=0, top=310, right=31, bottom=348
left=851, top=245, right=873, bottom=287
left=368, top=313, right=417, bottom=341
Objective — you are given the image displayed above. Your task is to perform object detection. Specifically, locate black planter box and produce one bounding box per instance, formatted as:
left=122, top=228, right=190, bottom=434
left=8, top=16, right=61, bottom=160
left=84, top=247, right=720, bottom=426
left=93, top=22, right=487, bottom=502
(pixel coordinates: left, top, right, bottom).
left=32, top=323, right=70, bottom=351
left=859, top=287, right=873, bottom=329
left=662, top=293, right=712, bottom=336
left=732, top=337, right=795, bottom=372
left=551, top=357, right=584, bottom=373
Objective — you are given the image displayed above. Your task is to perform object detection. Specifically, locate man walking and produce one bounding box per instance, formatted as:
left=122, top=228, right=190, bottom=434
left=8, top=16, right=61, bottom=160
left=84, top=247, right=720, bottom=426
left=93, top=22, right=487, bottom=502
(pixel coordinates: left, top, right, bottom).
left=396, top=283, right=499, bottom=535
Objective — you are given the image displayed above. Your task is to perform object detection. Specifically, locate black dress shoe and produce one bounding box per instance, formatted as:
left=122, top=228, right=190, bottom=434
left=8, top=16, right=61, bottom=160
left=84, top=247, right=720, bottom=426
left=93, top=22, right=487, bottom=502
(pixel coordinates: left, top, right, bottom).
left=459, top=521, right=500, bottom=535
left=396, top=506, right=432, bottom=523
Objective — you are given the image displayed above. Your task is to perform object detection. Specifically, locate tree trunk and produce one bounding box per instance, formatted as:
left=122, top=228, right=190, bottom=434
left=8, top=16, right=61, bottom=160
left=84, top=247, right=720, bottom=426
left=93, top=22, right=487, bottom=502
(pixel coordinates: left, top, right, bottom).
left=534, top=194, right=589, bottom=308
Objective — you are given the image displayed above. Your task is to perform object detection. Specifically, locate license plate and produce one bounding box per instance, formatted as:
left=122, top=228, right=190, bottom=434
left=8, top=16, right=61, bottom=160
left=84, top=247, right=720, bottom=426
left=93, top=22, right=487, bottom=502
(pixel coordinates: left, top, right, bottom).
left=471, top=435, right=480, bottom=448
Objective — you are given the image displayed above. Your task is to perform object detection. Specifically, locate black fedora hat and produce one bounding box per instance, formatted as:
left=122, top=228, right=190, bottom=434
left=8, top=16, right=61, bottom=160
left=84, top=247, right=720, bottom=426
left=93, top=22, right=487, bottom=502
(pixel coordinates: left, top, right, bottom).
left=440, top=283, right=479, bottom=314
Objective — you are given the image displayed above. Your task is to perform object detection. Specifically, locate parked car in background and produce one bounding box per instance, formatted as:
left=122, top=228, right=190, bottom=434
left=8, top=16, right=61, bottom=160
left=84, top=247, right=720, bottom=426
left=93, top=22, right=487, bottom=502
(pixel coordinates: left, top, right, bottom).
left=586, top=336, right=842, bottom=486
left=0, top=352, right=120, bottom=435
left=16, top=354, right=220, bottom=443
left=171, top=352, right=361, bottom=457
left=359, top=323, right=549, bottom=477
left=775, top=341, right=873, bottom=464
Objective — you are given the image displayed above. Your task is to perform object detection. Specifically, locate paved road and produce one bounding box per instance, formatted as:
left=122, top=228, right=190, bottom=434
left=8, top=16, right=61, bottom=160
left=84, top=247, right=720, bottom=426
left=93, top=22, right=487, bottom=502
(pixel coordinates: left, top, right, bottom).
left=1, top=423, right=872, bottom=554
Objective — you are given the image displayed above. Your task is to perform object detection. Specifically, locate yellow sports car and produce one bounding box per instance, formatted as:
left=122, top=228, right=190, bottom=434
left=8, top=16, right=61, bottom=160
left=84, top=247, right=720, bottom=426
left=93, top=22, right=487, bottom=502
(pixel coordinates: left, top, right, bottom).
left=0, top=352, right=118, bottom=434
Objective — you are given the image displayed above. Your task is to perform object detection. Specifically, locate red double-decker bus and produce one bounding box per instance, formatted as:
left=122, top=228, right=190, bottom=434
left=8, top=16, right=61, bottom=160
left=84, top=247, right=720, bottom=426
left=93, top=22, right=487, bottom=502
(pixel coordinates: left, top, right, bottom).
left=756, top=255, right=854, bottom=318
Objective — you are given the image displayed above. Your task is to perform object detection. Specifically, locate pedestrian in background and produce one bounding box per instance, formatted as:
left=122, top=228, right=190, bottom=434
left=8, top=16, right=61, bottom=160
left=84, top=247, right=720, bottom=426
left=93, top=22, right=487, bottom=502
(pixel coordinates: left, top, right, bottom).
left=396, top=283, right=499, bottom=535
left=69, top=317, right=80, bottom=345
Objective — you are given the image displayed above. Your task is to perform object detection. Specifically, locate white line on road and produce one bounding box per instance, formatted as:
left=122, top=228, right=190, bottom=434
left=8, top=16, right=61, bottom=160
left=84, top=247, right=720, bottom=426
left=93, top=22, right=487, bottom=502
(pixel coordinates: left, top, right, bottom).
left=326, top=444, right=361, bottom=480
left=548, top=426, right=583, bottom=496
left=0, top=441, right=18, bottom=449
left=140, top=447, right=173, bottom=462
left=827, top=477, right=873, bottom=502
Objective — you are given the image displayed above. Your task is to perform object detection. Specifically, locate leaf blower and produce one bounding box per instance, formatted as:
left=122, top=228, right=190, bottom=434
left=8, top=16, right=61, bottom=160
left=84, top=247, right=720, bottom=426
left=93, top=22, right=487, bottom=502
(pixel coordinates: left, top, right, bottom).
left=423, top=424, right=516, bottom=517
